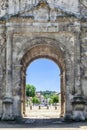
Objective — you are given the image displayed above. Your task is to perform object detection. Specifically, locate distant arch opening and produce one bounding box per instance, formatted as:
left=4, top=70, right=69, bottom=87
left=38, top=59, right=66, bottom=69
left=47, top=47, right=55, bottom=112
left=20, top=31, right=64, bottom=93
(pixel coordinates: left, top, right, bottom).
left=25, top=58, right=60, bottom=118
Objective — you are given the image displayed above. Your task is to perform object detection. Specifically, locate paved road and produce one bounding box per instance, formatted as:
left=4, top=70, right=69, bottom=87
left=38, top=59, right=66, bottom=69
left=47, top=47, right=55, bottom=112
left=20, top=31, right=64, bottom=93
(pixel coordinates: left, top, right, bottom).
left=0, top=118, right=87, bottom=130
left=0, top=106, right=87, bottom=130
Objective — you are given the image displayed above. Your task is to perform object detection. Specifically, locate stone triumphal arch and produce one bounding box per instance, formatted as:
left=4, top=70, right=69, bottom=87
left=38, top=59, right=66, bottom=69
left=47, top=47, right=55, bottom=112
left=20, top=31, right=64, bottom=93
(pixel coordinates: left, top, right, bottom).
left=0, top=0, right=87, bottom=121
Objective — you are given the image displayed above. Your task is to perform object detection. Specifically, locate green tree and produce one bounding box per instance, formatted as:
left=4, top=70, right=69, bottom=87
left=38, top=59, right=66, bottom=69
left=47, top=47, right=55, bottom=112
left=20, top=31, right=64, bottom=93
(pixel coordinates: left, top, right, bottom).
left=32, top=97, right=40, bottom=105
left=26, top=84, right=36, bottom=97
left=40, top=90, right=56, bottom=99
left=52, top=94, right=59, bottom=104
left=49, top=99, right=53, bottom=105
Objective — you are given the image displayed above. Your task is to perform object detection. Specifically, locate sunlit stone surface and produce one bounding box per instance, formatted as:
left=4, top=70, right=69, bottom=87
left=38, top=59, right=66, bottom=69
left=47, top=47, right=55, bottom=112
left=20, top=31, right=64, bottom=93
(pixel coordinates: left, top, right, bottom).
left=0, top=0, right=87, bottom=121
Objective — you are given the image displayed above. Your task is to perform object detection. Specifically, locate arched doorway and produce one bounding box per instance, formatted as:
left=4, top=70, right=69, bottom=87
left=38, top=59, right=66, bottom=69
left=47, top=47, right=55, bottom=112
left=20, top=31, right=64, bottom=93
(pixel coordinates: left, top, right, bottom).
left=26, top=58, right=61, bottom=118
left=21, top=40, right=66, bottom=118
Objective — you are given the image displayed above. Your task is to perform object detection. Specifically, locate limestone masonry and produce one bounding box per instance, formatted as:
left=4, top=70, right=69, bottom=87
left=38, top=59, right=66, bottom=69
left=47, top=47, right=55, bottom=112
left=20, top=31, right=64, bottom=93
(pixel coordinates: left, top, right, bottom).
left=0, top=0, right=87, bottom=121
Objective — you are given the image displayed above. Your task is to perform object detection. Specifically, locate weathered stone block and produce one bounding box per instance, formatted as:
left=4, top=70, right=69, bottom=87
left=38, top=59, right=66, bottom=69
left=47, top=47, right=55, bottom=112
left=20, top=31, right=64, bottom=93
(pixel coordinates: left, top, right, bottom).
left=48, top=26, right=58, bottom=32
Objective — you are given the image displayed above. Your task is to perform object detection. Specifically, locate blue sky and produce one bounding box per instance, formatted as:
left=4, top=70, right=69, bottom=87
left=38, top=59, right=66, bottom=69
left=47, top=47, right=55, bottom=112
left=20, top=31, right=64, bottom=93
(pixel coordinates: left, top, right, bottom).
left=26, top=58, right=60, bottom=92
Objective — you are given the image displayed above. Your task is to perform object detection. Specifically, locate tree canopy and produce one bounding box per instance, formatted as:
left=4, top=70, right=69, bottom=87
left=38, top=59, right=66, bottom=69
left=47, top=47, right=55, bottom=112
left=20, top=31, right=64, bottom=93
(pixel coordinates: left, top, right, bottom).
left=26, top=84, right=36, bottom=97
left=40, top=90, right=56, bottom=99
left=51, top=94, right=59, bottom=103
left=32, top=97, right=40, bottom=105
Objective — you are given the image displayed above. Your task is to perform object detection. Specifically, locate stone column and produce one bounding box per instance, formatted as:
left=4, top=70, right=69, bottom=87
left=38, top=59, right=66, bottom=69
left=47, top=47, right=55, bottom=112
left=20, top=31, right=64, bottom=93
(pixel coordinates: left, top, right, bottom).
left=6, top=31, right=13, bottom=97
left=60, top=71, right=65, bottom=117
left=74, top=32, right=82, bottom=95
left=21, top=66, right=26, bottom=117
left=0, top=23, right=6, bottom=118
left=23, top=71, right=26, bottom=117
left=2, top=29, right=14, bottom=120
left=71, top=31, right=86, bottom=121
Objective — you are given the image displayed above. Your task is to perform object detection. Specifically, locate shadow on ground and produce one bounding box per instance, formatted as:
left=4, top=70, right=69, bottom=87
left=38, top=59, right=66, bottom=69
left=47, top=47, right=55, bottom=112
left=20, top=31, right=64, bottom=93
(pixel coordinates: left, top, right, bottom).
left=0, top=118, right=87, bottom=128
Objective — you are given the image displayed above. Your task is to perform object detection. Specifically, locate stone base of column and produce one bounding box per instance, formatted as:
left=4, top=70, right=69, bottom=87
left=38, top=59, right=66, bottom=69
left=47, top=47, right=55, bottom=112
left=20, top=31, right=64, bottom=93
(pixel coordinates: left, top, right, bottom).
left=72, top=110, right=85, bottom=121
left=1, top=97, right=14, bottom=120
left=71, top=95, right=86, bottom=121
left=64, top=112, right=73, bottom=121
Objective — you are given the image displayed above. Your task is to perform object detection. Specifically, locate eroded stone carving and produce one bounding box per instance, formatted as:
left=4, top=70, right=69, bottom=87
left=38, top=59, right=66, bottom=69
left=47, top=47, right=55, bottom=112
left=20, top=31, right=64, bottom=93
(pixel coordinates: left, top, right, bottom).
left=80, top=0, right=87, bottom=8
left=0, top=0, right=87, bottom=19
left=0, top=33, right=6, bottom=52
left=0, top=0, right=8, bottom=17
left=80, top=0, right=87, bottom=18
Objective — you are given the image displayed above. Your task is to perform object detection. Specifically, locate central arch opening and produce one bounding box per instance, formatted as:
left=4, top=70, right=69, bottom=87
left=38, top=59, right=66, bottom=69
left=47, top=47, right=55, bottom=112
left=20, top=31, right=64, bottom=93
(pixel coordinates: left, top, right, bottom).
left=25, top=58, right=60, bottom=119
left=21, top=41, right=66, bottom=119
